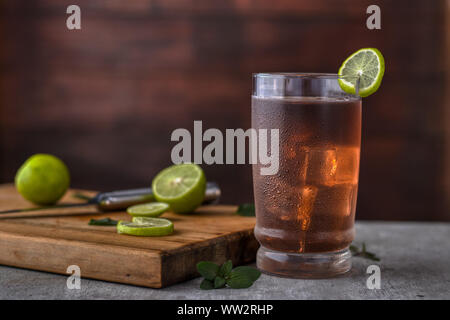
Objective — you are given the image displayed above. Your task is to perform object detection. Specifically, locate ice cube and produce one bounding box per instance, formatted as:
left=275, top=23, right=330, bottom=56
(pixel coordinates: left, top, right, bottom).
left=302, top=146, right=359, bottom=186
left=307, top=183, right=357, bottom=234
left=335, top=147, right=360, bottom=184
left=296, top=185, right=318, bottom=231
left=279, top=144, right=309, bottom=185
left=313, top=183, right=356, bottom=217
left=284, top=145, right=297, bottom=160
left=296, top=185, right=318, bottom=253
left=297, top=150, right=309, bottom=182
left=260, top=176, right=298, bottom=222
left=282, top=134, right=310, bottom=161
left=304, top=148, right=337, bottom=186
left=260, top=177, right=318, bottom=226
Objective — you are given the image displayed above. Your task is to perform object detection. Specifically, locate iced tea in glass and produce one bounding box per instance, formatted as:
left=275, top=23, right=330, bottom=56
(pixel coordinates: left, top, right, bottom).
left=252, top=73, right=361, bottom=278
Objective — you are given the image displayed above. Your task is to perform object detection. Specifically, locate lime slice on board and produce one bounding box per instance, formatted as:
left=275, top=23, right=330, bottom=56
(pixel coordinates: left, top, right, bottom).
left=117, top=218, right=174, bottom=236
left=338, top=48, right=385, bottom=97
left=126, top=202, right=169, bottom=217
left=132, top=216, right=167, bottom=224
left=152, top=163, right=206, bottom=214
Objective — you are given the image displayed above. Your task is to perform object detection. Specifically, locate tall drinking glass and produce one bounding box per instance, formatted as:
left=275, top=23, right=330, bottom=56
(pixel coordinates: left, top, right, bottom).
left=252, top=73, right=361, bottom=278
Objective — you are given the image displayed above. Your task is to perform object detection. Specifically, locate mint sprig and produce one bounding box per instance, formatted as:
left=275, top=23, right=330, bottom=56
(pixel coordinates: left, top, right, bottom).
left=218, top=260, right=232, bottom=277
left=350, top=242, right=380, bottom=261
left=200, top=278, right=214, bottom=290
left=197, top=260, right=261, bottom=290
left=88, top=217, right=119, bottom=226
left=235, top=203, right=255, bottom=216
left=214, top=276, right=226, bottom=289
left=196, top=261, right=219, bottom=281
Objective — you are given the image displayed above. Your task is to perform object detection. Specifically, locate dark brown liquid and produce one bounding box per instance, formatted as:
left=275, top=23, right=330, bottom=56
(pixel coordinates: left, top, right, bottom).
left=252, top=96, right=361, bottom=253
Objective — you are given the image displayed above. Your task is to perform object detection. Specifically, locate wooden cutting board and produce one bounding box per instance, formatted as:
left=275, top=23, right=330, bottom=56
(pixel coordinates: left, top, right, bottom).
left=0, top=184, right=258, bottom=288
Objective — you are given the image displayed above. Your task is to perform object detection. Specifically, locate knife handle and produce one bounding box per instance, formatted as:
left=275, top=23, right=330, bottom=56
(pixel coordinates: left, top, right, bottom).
left=95, top=182, right=221, bottom=211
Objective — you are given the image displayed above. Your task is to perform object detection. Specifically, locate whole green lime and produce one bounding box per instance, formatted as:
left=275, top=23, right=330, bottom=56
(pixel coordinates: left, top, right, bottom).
left=15, top=154, right=70, bottom=205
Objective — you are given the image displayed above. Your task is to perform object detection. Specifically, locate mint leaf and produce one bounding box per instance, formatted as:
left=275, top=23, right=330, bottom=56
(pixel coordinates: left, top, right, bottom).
left=197, top=260, right=261, bottom=290
left=363, top=252, right=380, bottom=262
left=214, top=276, right=226, bottom=289
left=350, top=243, right=380, bottom=261
left=226, top=266, right=261, bottom=289
left=236, top=203, right=255, bottom=217
left=196, top=261, right=219, bottom=281
left=200, top=279, right=214, bottom=290
left=349, top=244, right=359, bottom=254
left=88, top=218, right=119, bottom=226
left=232, top=266, right=261, bottom=282
left=226, top=272, right=254, bottom=289
left=218, top=260, right=233, bottom=278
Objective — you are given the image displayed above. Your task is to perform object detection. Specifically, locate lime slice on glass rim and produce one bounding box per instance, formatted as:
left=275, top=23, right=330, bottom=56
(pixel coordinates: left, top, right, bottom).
left=126, top=202, right=169, bottom=217
left=152, top=163, right=206, bottom=214
left=338, top=48, right=385, bottom=97
left=117, top=217, right=174, bottom=236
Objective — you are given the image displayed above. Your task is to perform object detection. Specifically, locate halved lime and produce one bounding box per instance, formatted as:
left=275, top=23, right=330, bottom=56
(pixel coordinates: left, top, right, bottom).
left=338, top=48, right=385, bottom=97
left=152, top=163, right=206, bottom=214
left=127, top=202, right=169, bottom=217
left=117, top=218, right=174, bottom=236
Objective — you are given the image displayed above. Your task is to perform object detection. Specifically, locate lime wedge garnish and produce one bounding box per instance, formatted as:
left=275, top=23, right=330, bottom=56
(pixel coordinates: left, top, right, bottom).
left=152, top=163, right=206, bottom=214
left=117, top=218, right=174, bottom=236
left=126, top=202, right=169, bottom=217
left=338, top=48, right=385, bottom=97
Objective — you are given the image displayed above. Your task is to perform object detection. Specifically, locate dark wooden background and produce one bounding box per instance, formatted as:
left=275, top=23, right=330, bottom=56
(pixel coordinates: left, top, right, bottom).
left=1, top=0, right=449, bottom=221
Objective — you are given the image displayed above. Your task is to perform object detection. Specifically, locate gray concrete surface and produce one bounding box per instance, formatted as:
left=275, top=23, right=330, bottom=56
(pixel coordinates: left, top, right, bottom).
left=1, top=221, right=449, bottom=300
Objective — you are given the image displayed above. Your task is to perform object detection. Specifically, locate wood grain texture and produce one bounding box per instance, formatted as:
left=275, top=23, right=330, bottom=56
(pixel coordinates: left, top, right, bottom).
left=0, top=185, right=258, bottom=288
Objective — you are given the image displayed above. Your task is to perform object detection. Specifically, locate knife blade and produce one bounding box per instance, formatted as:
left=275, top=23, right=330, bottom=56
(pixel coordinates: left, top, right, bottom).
left=0, top=182, right=221, bottom=215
